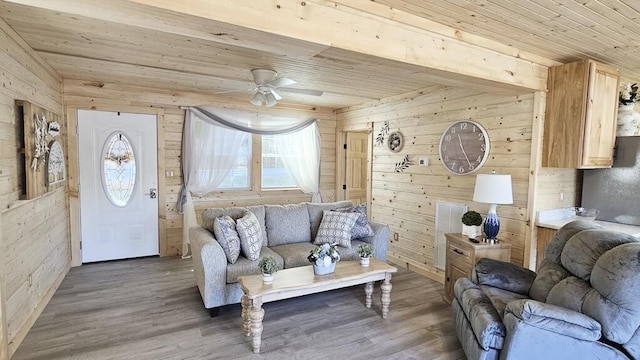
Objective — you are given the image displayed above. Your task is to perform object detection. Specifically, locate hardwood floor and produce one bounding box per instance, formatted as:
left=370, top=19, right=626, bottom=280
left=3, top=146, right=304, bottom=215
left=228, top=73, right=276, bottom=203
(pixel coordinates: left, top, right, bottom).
left=12, top=257, right=464, bottom=360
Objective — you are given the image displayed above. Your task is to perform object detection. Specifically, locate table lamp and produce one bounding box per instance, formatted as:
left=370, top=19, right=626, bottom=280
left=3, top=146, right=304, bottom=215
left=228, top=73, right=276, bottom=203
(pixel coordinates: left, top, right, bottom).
left=472, top=172, right=513, bottom=241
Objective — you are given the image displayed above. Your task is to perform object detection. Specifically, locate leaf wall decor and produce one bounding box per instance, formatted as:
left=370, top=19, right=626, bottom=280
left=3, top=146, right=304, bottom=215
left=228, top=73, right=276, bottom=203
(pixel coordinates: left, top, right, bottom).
left=375, top=121, right=390, bottom=146
left=395, top=154, right=411, bottom=172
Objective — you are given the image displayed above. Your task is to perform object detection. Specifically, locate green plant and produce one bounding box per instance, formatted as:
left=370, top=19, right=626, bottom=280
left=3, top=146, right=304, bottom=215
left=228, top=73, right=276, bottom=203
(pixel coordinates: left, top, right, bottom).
left=258, top=256, right=278, bottom=275
left=357, top=243, right=373, bottom=258
left=461, top=211, right=483, bottom=226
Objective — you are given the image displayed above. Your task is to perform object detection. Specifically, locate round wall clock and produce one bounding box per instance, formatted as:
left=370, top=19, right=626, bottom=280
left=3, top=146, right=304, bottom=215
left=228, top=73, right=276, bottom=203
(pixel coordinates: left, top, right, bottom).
left=439, top=120, right=490, bottom=175
left=387, top=131, right=403, bottom=152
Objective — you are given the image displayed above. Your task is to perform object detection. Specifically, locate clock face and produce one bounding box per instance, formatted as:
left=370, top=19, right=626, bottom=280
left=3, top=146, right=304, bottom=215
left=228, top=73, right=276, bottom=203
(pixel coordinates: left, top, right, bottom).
left=439, top=120, right=490, bottom=175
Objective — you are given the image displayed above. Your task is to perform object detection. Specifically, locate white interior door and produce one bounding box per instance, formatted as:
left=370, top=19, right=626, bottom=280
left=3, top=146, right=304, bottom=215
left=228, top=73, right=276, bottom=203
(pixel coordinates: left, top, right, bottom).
left=78, top=110, right=159, bottom=263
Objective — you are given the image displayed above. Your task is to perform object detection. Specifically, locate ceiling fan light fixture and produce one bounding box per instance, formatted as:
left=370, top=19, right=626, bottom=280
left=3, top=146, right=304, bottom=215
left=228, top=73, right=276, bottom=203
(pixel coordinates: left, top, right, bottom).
left=250, top=92, right=264, bottom=106
left=264, top=92, right=277, bottom=107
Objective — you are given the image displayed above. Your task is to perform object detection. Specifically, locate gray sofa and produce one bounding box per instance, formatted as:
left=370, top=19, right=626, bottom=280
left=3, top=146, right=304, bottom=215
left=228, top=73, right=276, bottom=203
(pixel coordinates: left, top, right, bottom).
left=453, top=220, right=640, bottom=360
left=189, top=200, right=390, bottom=313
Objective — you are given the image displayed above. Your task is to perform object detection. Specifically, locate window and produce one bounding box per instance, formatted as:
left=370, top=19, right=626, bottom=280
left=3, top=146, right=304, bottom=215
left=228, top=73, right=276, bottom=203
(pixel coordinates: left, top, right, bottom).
left=261, top=134, right=297, bottom=189
left=216, top=135, right=251, bottom=189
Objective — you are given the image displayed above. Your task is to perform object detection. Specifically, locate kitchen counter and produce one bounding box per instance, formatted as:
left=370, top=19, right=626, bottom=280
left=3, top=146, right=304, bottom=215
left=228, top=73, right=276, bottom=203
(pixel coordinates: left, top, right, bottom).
left=537, top=217, right=640, bottom=237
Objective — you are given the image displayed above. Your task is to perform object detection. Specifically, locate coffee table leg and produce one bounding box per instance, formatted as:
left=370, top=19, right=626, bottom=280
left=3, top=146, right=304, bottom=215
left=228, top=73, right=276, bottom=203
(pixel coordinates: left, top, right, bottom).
left=250, top=297, right=264, bottom=353
left=380, top=274, right=392, bottom=319
left=241, top=294, right=250, bottom=336
left=364, top=282, right=374, bottom=308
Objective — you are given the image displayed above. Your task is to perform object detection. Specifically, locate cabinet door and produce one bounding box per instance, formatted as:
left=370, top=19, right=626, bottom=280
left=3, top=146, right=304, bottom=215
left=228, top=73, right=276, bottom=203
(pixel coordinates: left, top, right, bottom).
left=582, top=61, right=620, bottom=168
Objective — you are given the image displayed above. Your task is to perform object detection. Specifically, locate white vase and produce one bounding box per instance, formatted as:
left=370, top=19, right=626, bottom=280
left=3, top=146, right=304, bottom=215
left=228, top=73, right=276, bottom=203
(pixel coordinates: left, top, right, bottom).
left=360, top=257, right=370, bottom=267
left=313, top=261, right=336, bottom=275
left=617, top=103, right=640, bottom=136
left=262, top=273, right=274, bottom=284
left=462, top=225, right=482, bottom=239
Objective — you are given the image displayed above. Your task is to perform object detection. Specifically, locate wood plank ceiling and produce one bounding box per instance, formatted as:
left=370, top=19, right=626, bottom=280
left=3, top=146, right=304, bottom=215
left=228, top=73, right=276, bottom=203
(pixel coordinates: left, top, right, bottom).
left=0, top=0, right=638, bottom=109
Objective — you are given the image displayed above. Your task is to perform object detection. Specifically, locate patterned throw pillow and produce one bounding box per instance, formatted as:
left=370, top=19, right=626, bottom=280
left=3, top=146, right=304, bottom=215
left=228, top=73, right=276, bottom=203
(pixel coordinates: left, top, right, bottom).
left=236, top=211, right=264, bottom=261
left=314, top=210, right=359, bottom=248
left=212, top=216, right=241, bottom=264
left=336, top=204, right=375, bottom=239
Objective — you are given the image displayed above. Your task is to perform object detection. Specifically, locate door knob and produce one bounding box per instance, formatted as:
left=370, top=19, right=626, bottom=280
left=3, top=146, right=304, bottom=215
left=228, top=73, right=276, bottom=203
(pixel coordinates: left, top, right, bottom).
left=145, top=188, right=157, bottom=199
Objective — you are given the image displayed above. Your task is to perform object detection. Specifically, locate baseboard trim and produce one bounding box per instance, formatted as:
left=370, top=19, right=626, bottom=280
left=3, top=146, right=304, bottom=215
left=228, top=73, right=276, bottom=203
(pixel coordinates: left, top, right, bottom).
left=388, top=255, right=445, bottom=284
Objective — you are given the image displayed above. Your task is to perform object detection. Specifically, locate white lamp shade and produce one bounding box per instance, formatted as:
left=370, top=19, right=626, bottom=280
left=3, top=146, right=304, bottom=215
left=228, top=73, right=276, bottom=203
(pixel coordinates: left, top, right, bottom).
left=250, top=92, right=264, bottom=106
left=473, top=174, right=513, bottom=204
left=264, top=92, right=277, bottom=107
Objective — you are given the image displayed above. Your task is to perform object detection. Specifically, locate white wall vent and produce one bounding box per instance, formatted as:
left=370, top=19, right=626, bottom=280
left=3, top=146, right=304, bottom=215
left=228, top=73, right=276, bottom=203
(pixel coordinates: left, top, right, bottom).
left=434, top=202, right=467, bottom=270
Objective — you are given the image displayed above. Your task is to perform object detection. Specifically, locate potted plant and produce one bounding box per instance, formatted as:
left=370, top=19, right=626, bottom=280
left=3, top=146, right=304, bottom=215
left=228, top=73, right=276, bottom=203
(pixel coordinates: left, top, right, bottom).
left=308, top=243, right=340, bottom=275
left=461, top=210, right=483, bottom=239
left=258, top=256, right=278, bottom=284
left=357, top=243, right=373, bottom=267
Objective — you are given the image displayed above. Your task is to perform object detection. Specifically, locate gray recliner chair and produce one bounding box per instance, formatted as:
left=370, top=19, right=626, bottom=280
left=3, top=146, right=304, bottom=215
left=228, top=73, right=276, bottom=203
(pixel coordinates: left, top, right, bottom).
left=452, top=221, right=640, bottom=360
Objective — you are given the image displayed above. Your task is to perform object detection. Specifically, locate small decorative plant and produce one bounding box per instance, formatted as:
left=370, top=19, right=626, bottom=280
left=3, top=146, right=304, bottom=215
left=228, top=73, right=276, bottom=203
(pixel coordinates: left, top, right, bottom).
left=357, top=243, right=373, bottom=258
left=258, top=256, right=278, bottom=275
left=308, top=243, right=341, bottom=267
left=461, top=211, right=483, bottom=226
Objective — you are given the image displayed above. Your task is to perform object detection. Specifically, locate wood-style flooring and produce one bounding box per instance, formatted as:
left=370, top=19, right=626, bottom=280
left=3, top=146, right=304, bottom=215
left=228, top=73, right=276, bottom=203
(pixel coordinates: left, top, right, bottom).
left=12, top=257, right=464, bottom=360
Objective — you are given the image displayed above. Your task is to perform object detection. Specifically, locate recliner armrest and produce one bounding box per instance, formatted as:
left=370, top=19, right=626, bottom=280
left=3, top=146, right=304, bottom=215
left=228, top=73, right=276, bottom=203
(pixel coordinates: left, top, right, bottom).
left=473, top=258, right=536, bottom=295
left=505, top=299, right=601, bottom=341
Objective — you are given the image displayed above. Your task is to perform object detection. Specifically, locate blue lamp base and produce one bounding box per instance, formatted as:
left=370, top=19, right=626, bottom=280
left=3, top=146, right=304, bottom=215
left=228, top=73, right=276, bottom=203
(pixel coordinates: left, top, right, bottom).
left=483, top=204, right=500, bottom=240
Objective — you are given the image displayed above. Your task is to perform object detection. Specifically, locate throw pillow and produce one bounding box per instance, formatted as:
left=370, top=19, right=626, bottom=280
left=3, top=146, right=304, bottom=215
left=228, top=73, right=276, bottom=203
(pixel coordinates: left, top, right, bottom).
left=236, top=211, right=264, bottom=261
left=212, top=215, right=241, bottom=264
left=336, top=204, right=375, bottom=239
left=314, top=210, right=359, bottom=248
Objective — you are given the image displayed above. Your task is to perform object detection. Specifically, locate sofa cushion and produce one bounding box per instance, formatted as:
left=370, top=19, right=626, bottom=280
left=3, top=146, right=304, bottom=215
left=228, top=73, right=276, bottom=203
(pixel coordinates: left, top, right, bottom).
left=265, top=204, right=311, bottom=246
left=479, top=285, right=530, bottom=319
left=546, top=276, right=591, bottom=313
left=226, top=247, right=284, bottom=283
left=201, top=207, right=247, bottom=234
left=212, top=216, right=241, bottom=264
left=314, top=210, right=359, bottom=248
left=544, top=220, right=602, bottom=264
left=584, top=242, right=640, bottom=344
left=561, top=229, right=638, bottom=282
left=269, top=242, right=318, bottom=268
left=307, top=201, right=353, bottom=239
left=335, top=204, right=374, bottom=239
left=236, top=211, right=263, bottom=261
left=529, top=258, right=570, bottom=302
left=246, top=205, right=267, bottom=247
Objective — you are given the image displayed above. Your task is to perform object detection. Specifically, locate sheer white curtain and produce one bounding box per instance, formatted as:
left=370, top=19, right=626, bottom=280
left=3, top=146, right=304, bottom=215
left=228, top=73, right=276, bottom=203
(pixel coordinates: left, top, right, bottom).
left=178, top=106, right=321, bottom=258
left=179, top=109, right=249, bottom=257
left=274, top=122, right=322, bottom=202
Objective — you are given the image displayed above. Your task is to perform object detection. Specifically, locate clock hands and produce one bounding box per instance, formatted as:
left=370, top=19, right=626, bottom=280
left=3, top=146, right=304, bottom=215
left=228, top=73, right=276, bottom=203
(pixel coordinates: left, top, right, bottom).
left=457, top=134, right=472, bottom=166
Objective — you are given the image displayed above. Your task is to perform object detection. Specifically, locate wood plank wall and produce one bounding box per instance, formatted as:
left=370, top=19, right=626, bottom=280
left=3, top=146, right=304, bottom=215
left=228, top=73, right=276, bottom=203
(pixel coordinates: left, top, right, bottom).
left=62, top=79, right=336, bottom=257
left=0, top=19, right=69, bottom=358
left=337, top=86, right=534, bottom=281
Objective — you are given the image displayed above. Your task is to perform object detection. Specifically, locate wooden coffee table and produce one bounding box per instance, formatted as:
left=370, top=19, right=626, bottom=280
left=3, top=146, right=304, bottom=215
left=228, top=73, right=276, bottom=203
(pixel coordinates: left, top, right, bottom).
left=238, top=259, right=398, bottom=353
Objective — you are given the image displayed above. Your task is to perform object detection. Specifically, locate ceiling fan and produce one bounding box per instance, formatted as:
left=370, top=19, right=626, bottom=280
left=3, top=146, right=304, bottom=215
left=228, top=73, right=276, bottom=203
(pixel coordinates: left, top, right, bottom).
left=248, top=69, right=323, bottom=107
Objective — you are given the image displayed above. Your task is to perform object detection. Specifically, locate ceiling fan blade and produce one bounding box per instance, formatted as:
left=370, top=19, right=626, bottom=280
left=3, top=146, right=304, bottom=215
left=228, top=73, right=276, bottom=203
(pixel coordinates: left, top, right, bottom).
left=278, top=87, right=324, bottom=96
left=268, top=77, right=296, bottom=88
left=269, top=88, right=283, bottom=101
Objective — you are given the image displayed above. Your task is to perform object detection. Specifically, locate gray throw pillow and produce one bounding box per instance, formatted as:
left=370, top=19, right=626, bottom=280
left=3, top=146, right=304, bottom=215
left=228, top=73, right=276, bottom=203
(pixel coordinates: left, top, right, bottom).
left=212, top=216, right=241, bottom=264
left=336, top=204, right=375, bottom=239
left=314, top=210, right=359, bottom=248
left=236, top=211, right=263, bottom=261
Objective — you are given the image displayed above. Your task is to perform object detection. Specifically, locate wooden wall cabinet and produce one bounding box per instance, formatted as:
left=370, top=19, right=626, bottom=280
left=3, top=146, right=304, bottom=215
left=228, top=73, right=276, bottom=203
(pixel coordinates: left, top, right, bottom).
left=542, top=59, right=619, bottom=169
left=444, top=233, right=511, bottom=304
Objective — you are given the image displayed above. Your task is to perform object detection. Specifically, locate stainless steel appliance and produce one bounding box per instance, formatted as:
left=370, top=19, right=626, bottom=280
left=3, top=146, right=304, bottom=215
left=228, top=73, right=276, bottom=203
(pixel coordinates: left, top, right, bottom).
left=582, top=136, right=640, bottom=226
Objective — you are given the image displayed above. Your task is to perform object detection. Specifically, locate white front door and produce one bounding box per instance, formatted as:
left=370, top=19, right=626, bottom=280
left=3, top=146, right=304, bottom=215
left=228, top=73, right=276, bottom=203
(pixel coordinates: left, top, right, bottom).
left=78, top=110, right=159, bottom=263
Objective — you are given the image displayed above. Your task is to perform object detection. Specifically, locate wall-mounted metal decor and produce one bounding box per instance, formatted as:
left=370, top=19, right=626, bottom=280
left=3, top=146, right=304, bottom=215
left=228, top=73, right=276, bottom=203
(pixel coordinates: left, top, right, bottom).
left=387, top=131, right=404, bottom=152
left=375, top=121, right=390, bottom=145
left=395, top=154, right=411, bottom=172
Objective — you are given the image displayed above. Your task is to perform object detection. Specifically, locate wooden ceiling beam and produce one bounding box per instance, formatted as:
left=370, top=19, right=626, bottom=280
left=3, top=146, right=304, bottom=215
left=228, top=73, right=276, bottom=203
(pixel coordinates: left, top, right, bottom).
left=6, top=0, right=548, bottom=92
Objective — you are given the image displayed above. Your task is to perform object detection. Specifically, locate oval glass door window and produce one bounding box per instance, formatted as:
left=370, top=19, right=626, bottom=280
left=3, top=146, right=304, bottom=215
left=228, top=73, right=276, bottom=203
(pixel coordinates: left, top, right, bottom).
left=102, top=132, right=137, bottom=207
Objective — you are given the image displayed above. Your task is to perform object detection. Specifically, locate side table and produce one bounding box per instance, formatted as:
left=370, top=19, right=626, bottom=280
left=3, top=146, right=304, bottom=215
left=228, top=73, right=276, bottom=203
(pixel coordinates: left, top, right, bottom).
left=443, top=233, right=511, bottom=304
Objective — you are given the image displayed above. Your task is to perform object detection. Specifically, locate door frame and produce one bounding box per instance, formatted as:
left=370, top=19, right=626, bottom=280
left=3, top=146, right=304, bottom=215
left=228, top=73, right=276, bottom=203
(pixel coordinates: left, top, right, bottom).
left=336, top=122, right=373, bottom=216
left=67, top=105, right=166, bottom=267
